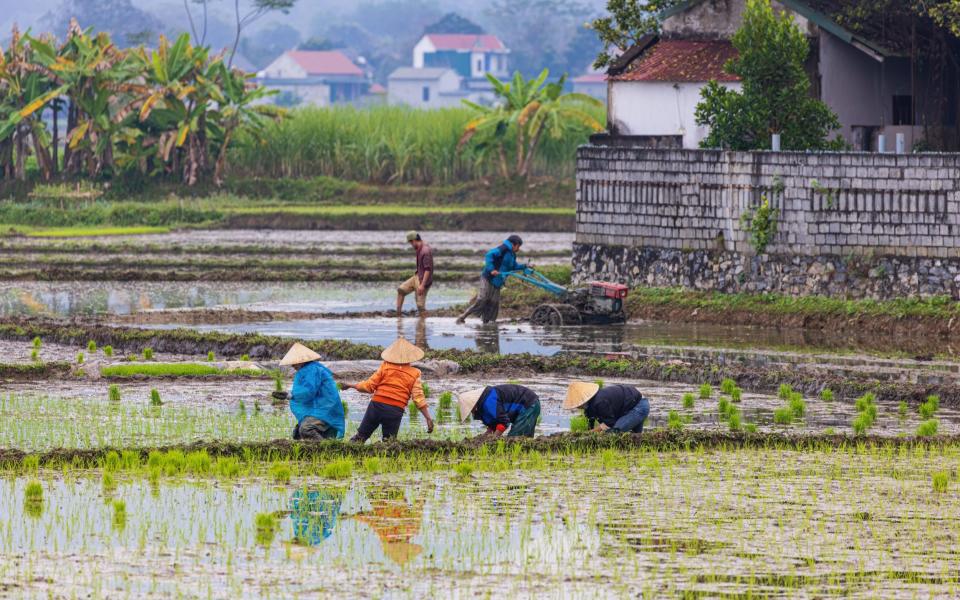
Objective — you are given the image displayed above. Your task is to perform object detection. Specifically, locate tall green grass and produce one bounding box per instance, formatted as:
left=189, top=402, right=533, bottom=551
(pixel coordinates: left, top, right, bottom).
left=230, top=106, right=602, bottom=184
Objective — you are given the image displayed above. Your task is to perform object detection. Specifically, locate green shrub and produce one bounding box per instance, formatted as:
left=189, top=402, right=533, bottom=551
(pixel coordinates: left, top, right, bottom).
left=699, top=383, right=713, bottom=399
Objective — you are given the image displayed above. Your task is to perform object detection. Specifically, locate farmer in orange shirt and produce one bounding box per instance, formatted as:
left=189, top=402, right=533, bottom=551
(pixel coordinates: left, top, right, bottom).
left=342, top=338, right=435, bottom=443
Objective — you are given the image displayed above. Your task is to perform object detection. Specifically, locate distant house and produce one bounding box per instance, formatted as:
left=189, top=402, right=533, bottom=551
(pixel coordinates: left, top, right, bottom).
left=604, top=0, right=960, bottom=151
left=572, top=72, right=608, bottom=103
left=387, top=67, right=463, bottom=108
left=256, top=50, right=369, bottom=107
left=413, top=34, right=510, bottom=81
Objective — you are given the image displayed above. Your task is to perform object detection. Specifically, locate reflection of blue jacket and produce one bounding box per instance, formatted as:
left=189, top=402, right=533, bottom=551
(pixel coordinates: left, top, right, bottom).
left=289, top=489, right=342, bottom=545
left=483, top=240, right=525, bottom=288
left=290, top=361, right=345, bottom=439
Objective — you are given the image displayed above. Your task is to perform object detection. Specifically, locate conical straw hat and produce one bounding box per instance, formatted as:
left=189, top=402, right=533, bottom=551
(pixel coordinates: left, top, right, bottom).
left=381, top=337, right=424, bottom=364
left=458, top=388, right=486, bottom=422
left=563, top=381, right=600, bottom=410
left=279, top=342, right=321, bottom=366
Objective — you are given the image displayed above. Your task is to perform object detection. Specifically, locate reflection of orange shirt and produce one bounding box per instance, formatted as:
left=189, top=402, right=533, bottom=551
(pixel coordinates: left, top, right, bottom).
left=355, top=362, right=427, bottom=409
left=355, top=501, right=422, bottom=543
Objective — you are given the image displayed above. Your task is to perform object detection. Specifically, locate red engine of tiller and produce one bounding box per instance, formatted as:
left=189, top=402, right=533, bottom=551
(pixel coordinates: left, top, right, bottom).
left=588, top=282, right=629, bottom=299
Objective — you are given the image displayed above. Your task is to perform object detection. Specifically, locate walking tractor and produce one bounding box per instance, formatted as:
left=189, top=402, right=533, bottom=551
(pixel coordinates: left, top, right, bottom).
left=504, top=268, right=629, bottom=326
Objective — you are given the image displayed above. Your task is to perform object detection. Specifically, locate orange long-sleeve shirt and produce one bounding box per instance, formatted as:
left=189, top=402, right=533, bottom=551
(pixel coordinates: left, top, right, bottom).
left=355, top=362, right=427, bottom=409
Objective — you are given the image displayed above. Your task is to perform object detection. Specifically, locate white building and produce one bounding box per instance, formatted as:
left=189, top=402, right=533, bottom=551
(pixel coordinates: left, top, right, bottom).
left=412, top=34, right=509, bottom=80
left=256, top=50, right=369, bottom=107
left=387, top=67, right=464, bottom=108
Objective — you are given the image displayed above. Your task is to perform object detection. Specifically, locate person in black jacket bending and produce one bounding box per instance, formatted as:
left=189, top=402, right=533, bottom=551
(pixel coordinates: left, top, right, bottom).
left=458, top=384, right=541, bottom=438
left=564, top=382, right=649, bottom=433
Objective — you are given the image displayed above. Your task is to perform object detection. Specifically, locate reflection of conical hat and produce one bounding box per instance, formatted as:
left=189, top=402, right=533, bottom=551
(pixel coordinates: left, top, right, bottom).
left=382, top=540, right=423, bottom=566
left=280, top=342, right=321, bottom=366
left=381, top=338, right=424, bottom=364
left=458, top=388, right=486, bottom=421
left=563, top=381, right=600, bottom=410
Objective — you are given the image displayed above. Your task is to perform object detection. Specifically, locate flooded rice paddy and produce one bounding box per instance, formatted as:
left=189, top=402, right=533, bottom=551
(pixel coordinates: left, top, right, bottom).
left=2, top=446, right=960, bottom=598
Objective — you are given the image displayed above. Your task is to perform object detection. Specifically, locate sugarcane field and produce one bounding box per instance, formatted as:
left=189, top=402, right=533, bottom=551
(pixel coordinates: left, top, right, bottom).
left=4, top=0, right=960, bottom=598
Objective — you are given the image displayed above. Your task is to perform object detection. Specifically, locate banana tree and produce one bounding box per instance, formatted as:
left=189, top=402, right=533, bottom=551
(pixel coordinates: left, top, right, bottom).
left=459, top=69, right=603, bottom=179
left=206, top=61, right=281, bottom=185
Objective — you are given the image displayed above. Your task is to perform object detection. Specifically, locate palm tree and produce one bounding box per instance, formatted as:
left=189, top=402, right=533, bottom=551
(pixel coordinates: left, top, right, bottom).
left=459, top=69, right=603, bottom=179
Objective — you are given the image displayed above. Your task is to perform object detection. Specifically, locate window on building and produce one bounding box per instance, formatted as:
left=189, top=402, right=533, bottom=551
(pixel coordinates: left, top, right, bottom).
left=477, top=58, right=483, bottom=72
left=893, top=95, right=914, bottom=126
left=422, top=86, right=430, bottom=103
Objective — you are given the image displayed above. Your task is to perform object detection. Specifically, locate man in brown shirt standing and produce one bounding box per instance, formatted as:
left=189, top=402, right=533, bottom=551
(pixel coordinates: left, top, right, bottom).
left=396, top=231, right=433, bottom=316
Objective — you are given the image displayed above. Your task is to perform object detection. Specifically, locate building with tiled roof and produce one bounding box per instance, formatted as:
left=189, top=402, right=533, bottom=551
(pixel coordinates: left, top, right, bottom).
left=256, top=50, right=370, bottom=107
left=603, top=0, right=960, bottom=151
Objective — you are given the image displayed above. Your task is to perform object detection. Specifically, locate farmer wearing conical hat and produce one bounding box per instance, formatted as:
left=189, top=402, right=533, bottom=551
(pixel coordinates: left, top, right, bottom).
left=274, top=342, right=345, bottom=440
left=458, top=384, right=541, bottom=438
left=564, top=382, right=649, bottom=433
left=341, top=338, right=435, bottom=443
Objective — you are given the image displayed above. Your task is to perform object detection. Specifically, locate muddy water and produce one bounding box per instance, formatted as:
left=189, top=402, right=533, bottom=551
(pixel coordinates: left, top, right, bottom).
left=15, top=229, right=575, bottom=252
left=0, top=282, right=473, bottom=317
left=3, top=446, right=960, bottom=598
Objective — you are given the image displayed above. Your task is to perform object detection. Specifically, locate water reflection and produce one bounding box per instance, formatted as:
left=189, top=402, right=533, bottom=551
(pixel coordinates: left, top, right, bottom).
left=289, top=488, right=344, bottom=546
left=354, top=487, right=424, bottom=566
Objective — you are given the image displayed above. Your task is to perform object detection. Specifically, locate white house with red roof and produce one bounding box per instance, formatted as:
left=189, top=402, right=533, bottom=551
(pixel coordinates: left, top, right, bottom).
left=257, top=50, right=370, bottom=107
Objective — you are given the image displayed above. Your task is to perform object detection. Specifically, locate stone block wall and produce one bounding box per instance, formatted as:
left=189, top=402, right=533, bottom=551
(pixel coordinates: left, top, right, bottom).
left=574, top=146, right=960, bottom=298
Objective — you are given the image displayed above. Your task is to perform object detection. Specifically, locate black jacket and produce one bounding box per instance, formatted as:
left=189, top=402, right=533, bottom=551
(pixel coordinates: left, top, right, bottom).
left=473, top=384, right=539, bottom=428
left=584, top=385, right=642, bottom=429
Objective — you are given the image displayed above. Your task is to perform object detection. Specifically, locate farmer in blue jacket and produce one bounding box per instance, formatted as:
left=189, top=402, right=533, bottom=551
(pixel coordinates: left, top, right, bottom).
left=457, top=234, right=526, bottom=324
left=457, top=384, right=541, bottom=438
left=273, top=342, right=345, bottom=440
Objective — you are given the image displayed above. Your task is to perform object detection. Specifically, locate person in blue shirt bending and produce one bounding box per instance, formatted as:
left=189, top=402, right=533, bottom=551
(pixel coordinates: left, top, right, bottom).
left=457, top=235, right=526, bottom=324
left=457, top=384, right=541, bottom=438
left=273, top=342, right=345, bottom=440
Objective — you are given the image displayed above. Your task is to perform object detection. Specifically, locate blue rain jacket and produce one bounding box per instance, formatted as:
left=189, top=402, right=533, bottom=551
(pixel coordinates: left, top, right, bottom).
left=290, top=361, right=345, bottom=439
left=474, top=385, right=539, bottom=429
left=482, top=240, right=526, bottom=288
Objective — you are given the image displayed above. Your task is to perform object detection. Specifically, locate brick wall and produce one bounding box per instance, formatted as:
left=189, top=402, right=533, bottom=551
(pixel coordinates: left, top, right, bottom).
left=574, top=147, right=960, bottom=298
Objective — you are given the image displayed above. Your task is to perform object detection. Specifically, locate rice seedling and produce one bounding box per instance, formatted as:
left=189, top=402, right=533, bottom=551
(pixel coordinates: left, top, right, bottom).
left=120, top=450, right=140, bottom=469
left=454, top=462, right=475, bottom=479
left=103, top=345, right=114, bottom=357
left=103, top=450, right=121, bottom=472
left=142, top=348, right=154, bottom=361
left=773, top=407, right=793, bottom=425
left=720, top=378, right=737, bottom=395
left=240, top=354, right=250, bottom=361
left=215, top=456, right=241, bottom=478
left=438, top=391, right=453, bottom=409
left=852, top=414, right=871, bottom=436
left=718, top=397, right=732, bottom=419
left=920, top=395, right=940, bottom=419
left=916, top=419, right=939, bottom=437
left=111, top=499, right=127, bottom=528
left=363, top=457, right=384, bottom=474
left=24, top=480, right=43, bottom=502
left=933, top=471, right=950, bottom=493
left=667, top=410, right=684, bottom=432
left=126, top=355, right=138, bottom=362
left=270, top=463, right=292, bottom=484
left=30, top=348, right=39, bottom=362
left=422, top=382, right=431, bottom=398
left=32, top=336, right=41, bottom=350
left=898, top=401, right=909, bottom=419
left=162, top=450, right=186, bottom=476
left=682, top=393, right=695, bottom=409
left=255, top=512, right=278, bottom=546
left=341, top=399, right=348, bottom=416
left=87, top=340, right=97, bottom=353
left=102, top=471, right=117, bottom=493
left=744, top=422, right=758, bottom=433
left=699, top=383, right=713, bottom=399
left=594, top=379, right=605, bottom=389
left=778, top=384, right=793, bottom=400
left=76, top=352, right=84, bottom=365
left=207, top=351, right=215, bottom=362
left=727, top=408, right=742, bottom=431
left=788, top=393, right=806, bottom=419
left=23, top=455, right=40, bottom=473
left=321, top=459, right=352, bottom=480
left=274, top=373, right=284, bottom=393
left=238, top=400, right=246, bottom=415
left=150, top=388, right=163, bottom=407
left=731, top=387, right=742, bottom=403
left=570, top=414, right=590, bottom=432
left=186, top=450, right=212, bottom=474
left=108, top=384, right=121, bottom=403
left=147, top=451, right=164, bottom=470
left=820, top=389, right=834, bottom=402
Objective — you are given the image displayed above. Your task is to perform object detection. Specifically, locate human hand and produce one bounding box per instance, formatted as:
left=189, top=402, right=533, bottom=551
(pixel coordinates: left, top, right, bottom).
left=340, top=383, right=355, bottom=391
left=271, top=391, right=289, bottom=400
left=491, top=270, right=500, bottom=277
left=426, top=417, right=435, bottom=434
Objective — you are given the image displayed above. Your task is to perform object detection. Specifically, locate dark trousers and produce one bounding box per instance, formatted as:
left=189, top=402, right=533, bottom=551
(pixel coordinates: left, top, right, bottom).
left=507, top=401, right=540, bottom=437
left=458, top=277, right=501, bottom=323
left=293, top=416, right=338, bottom=440
left=352, top=401, right=405, bottom=442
